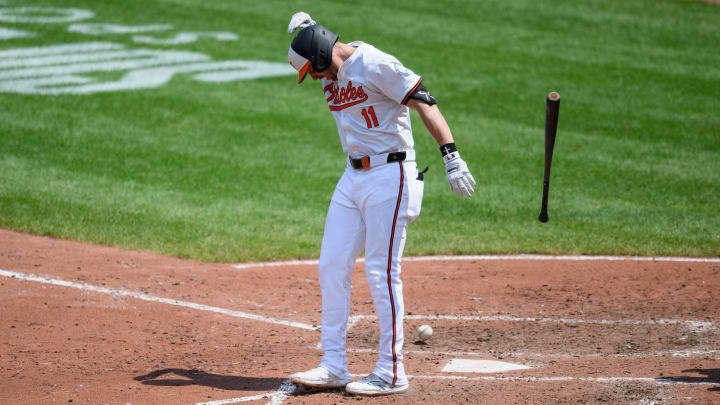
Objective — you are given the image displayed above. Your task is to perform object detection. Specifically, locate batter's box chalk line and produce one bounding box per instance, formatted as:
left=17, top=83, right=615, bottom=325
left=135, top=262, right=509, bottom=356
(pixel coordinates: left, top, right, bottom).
left=409, top=374, right=720, bottom=386
left=348, top=314, right=716, bottom=333
left=231, top=254, right=720, bottom=269
left=317, top=345, right=720, bottom=361
left=191, top=373, right=717, bottom=405
left=192, top=374, right=716, bottom=405
left=193, top=379, right=296, bottom=405
left=0, top=269, right=317, bottom=330
left=0, top=269, right=715, bottom=335
left=1, top=269, right=716, bottom=404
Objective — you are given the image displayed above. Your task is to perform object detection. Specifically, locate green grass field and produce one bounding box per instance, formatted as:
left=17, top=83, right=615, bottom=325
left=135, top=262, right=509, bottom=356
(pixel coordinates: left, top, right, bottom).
left=0, top=0, right=718, bottom=261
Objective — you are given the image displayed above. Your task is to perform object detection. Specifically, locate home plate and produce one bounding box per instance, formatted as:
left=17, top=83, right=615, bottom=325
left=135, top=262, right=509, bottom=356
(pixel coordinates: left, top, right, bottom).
left=442, top=359, right=532, bottom=373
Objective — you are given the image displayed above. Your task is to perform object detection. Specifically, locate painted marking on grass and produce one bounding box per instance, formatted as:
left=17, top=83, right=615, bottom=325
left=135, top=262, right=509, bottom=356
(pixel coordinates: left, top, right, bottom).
left=68, top=23, right=173, bottom=35
left=0, top=269, right=317, bottom=331
left=0, top=27, right=35, bottom=40
left=348, top=314, right=715, bottom=333
left=0, top=48, right=201, bottom=69
left=133, top=31, right=238, bottom=45
left=232, top=254, right=720, bottom=269
left=0, top=40, right=295, bottom=95
left=0, top=7, right=94, bottom=23
left=0, top=42, right=122, bottom=58
left=442, top=359, right=532, bottom=373
left=0, top=48, right=209, bottom=79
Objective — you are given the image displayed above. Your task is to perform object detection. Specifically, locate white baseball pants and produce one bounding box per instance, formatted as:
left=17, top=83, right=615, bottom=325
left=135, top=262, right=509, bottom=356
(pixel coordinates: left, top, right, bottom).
left=318, top=159, right=423, bottom=386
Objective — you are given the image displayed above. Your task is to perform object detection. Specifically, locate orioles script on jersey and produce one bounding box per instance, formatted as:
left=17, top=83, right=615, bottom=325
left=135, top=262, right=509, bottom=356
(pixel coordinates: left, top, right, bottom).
left=325, top=81, right=368, bottom=111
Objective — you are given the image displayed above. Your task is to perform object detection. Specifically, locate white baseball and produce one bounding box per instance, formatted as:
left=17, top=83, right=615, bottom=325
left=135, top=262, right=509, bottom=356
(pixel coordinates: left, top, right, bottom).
left=417, top=324, right=433, bottom=341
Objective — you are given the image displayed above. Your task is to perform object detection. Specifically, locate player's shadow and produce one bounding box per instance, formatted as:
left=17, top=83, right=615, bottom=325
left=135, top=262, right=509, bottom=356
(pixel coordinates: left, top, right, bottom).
left=657, top=368, right=720, bottom=392
left=134, top=368, right=285, bottom=391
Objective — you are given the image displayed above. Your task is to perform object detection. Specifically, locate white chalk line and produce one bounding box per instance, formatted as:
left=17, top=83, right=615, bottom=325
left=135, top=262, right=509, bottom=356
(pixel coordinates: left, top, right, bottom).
left=195, top=372, right=715, bottom=405
left=1, top=268, right=714, bottom=334
left=386, top=349, right=720, bottom=359
left=0, top=269, right=317, bottom=331
left=233, top=259, right=319, bottom=269
left=194, top=392, right=270, bottom=405
left=349, top=314, right=716, bottom=333
left=193, top=379, right=296, bottom=405
left=320, top=345, right=720, bottom=360
left=232, top=254, right=720, bottom=269
left=3, top=268, right=709, bottom=333
left=404, top=374, right=718, bottom=386
left=1, top=268, right=714, bottom=402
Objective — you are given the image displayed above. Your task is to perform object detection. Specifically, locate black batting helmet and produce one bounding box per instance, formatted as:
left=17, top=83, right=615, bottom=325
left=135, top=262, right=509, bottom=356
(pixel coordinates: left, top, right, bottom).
left=288, top=24, right=338, bottom=84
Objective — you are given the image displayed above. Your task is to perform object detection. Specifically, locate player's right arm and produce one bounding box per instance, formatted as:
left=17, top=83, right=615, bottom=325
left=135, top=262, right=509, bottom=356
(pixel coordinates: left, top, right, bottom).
left=407, top=100, right=453, bottom=146
left=407, top=98, right=476, bottom=198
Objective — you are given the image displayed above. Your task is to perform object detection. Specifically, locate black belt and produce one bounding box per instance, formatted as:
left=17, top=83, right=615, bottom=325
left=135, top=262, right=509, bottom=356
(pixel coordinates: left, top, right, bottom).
left=350, top=151, right=407, bottom=170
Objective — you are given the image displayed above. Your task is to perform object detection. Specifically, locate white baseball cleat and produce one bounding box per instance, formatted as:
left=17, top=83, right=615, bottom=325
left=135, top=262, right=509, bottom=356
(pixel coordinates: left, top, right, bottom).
left=289, top=366, right=350, bottom=389
left=345, top=373, right=409, bottom=396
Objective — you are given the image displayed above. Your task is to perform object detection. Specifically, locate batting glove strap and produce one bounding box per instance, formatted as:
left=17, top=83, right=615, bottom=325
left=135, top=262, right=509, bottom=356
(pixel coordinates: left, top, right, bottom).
left=440, top=142, right=458, bottom=160
left=443, top=150, right=476, bottom=198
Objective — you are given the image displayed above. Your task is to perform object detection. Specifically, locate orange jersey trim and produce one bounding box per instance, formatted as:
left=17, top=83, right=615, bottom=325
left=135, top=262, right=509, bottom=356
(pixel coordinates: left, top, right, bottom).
left=401, top=77, right=423, bottom=105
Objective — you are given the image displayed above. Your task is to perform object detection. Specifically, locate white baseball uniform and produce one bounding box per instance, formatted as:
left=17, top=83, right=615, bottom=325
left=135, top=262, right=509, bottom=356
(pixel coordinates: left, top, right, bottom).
left=317, top=41, right=424, bottom=386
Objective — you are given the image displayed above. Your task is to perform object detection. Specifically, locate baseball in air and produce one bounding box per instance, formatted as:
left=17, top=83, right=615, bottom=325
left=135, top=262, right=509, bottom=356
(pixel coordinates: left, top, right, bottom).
left=417, top=324, right=433, bottom=341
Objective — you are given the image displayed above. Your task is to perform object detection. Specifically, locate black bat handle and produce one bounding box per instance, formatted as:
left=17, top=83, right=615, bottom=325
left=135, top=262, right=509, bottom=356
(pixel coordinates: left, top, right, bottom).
left=538, top=181, right=550, bottom=222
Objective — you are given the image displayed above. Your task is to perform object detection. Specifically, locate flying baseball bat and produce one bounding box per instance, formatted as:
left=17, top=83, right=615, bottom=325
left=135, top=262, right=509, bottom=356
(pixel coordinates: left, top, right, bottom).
left=538, top=91, right=560, bottom=223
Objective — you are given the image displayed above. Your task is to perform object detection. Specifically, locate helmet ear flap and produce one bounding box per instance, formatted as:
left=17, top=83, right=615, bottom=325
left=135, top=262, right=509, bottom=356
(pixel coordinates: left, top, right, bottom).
left=310, top=25, right=338, bottom=73
left=315, top=35, right=330, bottom=71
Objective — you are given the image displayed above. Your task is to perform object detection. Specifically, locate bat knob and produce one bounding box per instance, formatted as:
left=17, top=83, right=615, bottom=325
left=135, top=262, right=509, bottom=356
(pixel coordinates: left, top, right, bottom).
left=538, top=213, right=549, bottom=223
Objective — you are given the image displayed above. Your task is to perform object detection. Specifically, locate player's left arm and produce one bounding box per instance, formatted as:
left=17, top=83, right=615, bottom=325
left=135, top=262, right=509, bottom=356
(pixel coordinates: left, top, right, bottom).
left=407, top=95, right=476, bottom=198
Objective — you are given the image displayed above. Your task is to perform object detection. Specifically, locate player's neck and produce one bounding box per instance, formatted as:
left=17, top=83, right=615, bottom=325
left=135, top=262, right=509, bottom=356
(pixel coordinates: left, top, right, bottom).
left=334, top=42, right=356, bottom=63
left=325, top=42, right=355, bottom=81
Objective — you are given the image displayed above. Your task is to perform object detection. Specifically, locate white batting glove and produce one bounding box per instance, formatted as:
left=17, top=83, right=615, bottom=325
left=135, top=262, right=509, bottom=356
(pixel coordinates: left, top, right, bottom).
left=444, top=150, right=476, bottom=198
left=288, top=12, right=316, bottom=34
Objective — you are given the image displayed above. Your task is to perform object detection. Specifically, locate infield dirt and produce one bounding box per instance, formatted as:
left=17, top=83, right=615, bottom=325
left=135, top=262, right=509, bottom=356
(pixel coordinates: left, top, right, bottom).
left=1, top=229, right=718, bottom=404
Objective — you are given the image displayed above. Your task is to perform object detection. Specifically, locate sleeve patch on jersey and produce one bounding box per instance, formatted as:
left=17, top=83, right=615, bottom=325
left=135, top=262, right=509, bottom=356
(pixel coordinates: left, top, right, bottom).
left=393, top=62, right=414, bottom=78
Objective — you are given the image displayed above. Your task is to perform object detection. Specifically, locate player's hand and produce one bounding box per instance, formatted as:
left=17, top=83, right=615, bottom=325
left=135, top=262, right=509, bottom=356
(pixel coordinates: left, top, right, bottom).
left=288, top=12, right=315, bottom=34
left=444, top=154, right=476, bottom=198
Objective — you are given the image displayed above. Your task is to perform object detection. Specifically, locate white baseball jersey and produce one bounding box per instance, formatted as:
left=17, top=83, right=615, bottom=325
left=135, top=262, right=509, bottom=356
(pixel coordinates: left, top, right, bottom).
left=321, top=41, right=422, bottom=158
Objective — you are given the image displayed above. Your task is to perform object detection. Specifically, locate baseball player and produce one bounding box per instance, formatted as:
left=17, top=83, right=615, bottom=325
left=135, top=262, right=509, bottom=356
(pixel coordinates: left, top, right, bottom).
left=286, top=12, right=475, bottom=396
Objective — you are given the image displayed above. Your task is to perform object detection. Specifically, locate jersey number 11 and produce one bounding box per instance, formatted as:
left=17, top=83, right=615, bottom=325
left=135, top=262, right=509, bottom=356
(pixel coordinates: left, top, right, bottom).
left=361, top=106, right=379, bottom=128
